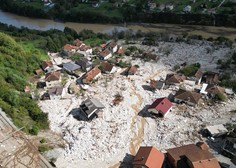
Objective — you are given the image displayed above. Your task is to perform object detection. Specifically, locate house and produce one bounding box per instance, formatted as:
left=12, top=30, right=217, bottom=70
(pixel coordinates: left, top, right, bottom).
left=126, top=66, right=138, bottom=75
left=63, top=61, right=81, bottom=74
left=76, top=58, right=92, bottom=72
left=100, top=61, right=116, bottom=74
left=106, top=41, right=118, bottom=53
left=205, top=84, right=225, bottom=97
left=37, top=81, right=47, bottom=89
left=35, top=69, right=43, bottom=76
left=62, top=44, right=78, bottom=56
left=167, top=142, right=221, bottom=168
left=148, top=97, right=173, bottom=117
left=204, top=72, right=219, bottom=84
left=48, top=86, right=65, bottom=100
left=188, top=69, right=203, bottom=85
left=205, top=124, right=228, bottom=137
left=79, top=98, right=105, bottom=120
left=42, top=61, right=54, bottom=73
left=73, top=39, right=83, bottom=47
left=150, top=80, right=165, bottom=90
left=98, top=49, right=112, bottom=60
left=174, top=89, right=202, bottom=106
left=132, top=146, right=164, bottom=168
left=78, top=45, right=92, bottom=55
left=45, top=71, right=61, bottom=82
left=82, top=67, right=101, bottom=84
left=222, top=138, right=236, bottom=158
left=165, top=74, right=186, bottom=85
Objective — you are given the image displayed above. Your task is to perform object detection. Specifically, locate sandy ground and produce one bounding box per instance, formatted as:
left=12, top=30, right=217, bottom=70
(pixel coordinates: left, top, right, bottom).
left=39, top=41, right=236, bottom=168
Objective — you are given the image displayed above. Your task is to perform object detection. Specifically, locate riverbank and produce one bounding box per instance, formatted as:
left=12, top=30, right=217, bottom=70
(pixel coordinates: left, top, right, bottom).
left=1, top=9, right=236, bottom=41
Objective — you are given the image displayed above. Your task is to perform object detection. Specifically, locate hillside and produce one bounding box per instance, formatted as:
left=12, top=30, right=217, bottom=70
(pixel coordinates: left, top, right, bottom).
left=0, top=32, right=48, bottom=134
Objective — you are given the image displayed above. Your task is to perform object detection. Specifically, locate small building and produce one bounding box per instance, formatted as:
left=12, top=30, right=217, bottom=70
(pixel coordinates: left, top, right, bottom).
left=79, top=98, right=105, bottom=120
left=167, top=143, right=221, bottom=168
left=62, top=44, right=78, bottom=56
left=205, top=84, right=225, bottom=97
left=100, top=61, right=116, bottom=74
left=35, top=69, right=43, bottom=76
left=98, top=49, right=112, bottom=60
left=187, top=69, right=203, bottom=85
left=42, top=61, right=54, bottom=73
left=78, top=44, right=93, bottom=55
left=76, top=57, right=92, bottom=72
left=132, top=146, right=164, bottom=168
left=73, top=39, right=83, bottom=47
left=106, top=41, right=118, bottom=53
left=126, top=66, right=138, bottom=75
left=174, top=89, right=202, bottom=106
left=165, top=74, right=186, bottom=85
left=204, top=72, right=219, bottom=84
left=148, top=97, right=173, bottom=117
left=63, top=61, right=81, bottom=74
left=48, top=86, right=65, bottom=100
left=82, top=67, right=101, bottom=84
left=45, top=71, right=61, bottom=82
left=206, top=124, right=228, bottom=137
left=150, top=80, right=165, bottom=90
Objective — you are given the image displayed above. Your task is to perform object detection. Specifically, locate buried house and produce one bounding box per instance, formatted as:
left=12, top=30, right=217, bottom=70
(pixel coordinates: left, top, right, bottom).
left=132, top=146, right=164, bottom=168
left=79, top=98, right=105, bottom=120
left=174, top=89, right=202, bottom=107
left=148, top=97, right=173, bottom=117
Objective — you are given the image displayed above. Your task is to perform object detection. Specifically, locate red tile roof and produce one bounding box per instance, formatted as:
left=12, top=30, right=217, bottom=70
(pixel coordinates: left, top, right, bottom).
left=127, top=66, right=138, bottom=75
left=35, top=69, right=43, bottom=75
left=63, top=44, right=78, bottom=51
left=167, top=143, right=221, bottom=168
left=108, top=41, right=117, bottom=48
left=100, top=44, right=107, bottom=48
left=79, top=44, right=91, bottom=51
left=175, top=89, right=201, bottom=105
left=42, top=61, right=53, bottom=70
left=148, top=97, right=172, bottom=116
left=133, top=146, right=164, bottom=168
left=45, top=71, right=61, bottom=82
left=165, top=74, right=186, bottom=84
left=99, top=49, right=111, bottom=58
left=83, top=67, right=101, bottom=83
left=100, top=61, right=114, bottom=72
left=206, top=84, right=225, bottom=94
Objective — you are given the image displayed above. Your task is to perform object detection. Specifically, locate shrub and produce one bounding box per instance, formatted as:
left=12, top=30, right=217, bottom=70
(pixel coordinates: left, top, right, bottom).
left=29, top=125, right=39, bottom=135
left=215, top=93, right=227, bottom=101
left=38, top=145, right=51, bottom=153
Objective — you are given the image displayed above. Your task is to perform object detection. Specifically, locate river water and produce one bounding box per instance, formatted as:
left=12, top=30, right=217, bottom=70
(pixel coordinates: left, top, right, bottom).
left=0, top=9, right=128, bottom=33
left=1, top=9, right=236, bottom=40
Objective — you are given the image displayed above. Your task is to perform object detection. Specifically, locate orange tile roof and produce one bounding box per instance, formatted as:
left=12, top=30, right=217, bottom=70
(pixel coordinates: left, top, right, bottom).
left=79, top=45, right=91, bottom=51
left=206, top=84, right=225, bottom=94
left=99, top=49, right=111, bottom=58
left=45, top=71, right=61, bottom=82
left=175, top=89, right=201, bottom=105
left=83, top=67, right=101, bottom=83
left=42, top=61, right=53, bottom=70
left=63, top=44, right=78, bottom=51
left=166, top=74, right=186, bottom=84
left=133, top=146, right=164, bottom=168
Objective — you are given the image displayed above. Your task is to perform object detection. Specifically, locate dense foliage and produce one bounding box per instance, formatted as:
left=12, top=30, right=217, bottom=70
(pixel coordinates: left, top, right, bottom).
left=0, top=32, right=48, bottom=134
left=0, top=0, right=236, bottom=26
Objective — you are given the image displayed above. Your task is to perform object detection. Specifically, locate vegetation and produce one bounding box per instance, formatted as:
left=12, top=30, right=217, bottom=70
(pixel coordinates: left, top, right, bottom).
left=38, top=144, right=52, bottom=153
left=0, top=32, right=49, bottom=134
left=178, top=63, right=201, bottom=76
left=215, top=93, right=227, bottom=101
left=0, top=0, right=236, bottom=26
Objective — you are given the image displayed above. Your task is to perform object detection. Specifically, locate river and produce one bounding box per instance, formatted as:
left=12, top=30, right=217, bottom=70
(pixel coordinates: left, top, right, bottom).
left=0, top=9, right=236, bottom=40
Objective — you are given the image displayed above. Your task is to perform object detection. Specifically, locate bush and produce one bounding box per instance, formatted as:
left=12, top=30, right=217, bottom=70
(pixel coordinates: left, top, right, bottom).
left=178, top=63, right=200, bottom=76
left=38, top=145, right=51, bottom=153
left=215, top=93, right=227, bottom=101
left=29, top=125, right=39, bottom=135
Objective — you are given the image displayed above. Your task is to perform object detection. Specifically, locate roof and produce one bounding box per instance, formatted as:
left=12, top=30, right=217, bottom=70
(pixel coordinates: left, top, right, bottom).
left=99, top=49, right=111, bottom=58
left=166, top=74, right=186, bottom=84
left=83, top=67, right=101, bottom=83
left=196, top=142, right=209, bottom=151
left=48, top=87, right=64, bottom=95
left=100, top=61, right=114, bottom=72
left=206, top=84, right=225, bottom=94
left=149, top=97, right=172, bottom=115
left=167, top=144, right=221, bottom=168
left=133, top=146, right=164, bottom=168
left=175, top=89, right=201, bottom=105
left=76, top=58, right=91, bottom=68
left=150, top=80, right=165, bottom=89
left=79, top=44, right=91, bottom=51
left=108, top=41, right=117, bottom=48
left=128, top=66, right=138, bottom=74
left=204, top=72, right=219, bottom=84
left=194, top=69, right=203, bottom=79
left=63, top=62, right=80, bottom=72
left=42, top=61, right=53, bottom=70
left=206, top=124, right=228, bottom=136
left=63, top=44, right=78, bottom=51
left=117, top=47, right=124, bottom=54
left=73, top=39, right=83, bottom=47
left=100, top=44, right=107, bottom=48
left=35, top=69, right=43, bottom=74
left=45, top=71, right=61, bottom=82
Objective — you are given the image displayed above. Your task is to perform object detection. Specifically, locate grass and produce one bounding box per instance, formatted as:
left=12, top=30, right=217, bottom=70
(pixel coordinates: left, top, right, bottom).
left=84, top=38, right=106, bottom=47
left=19, top=40, right=49, bottom=61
